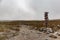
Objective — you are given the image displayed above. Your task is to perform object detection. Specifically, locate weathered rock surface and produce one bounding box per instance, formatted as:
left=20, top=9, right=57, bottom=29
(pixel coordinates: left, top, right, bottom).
left=0, top=25, right=60, bottom=40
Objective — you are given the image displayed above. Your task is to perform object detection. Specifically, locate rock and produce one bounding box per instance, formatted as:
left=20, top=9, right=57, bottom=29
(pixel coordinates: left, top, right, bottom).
left=39, top=27, right=53, bottom=34
left=34, top=27, right=37, bottom=30
left=39, top=27, right=46, bottom=32
left=58, top=33, right=60, bottom=36
left=45, top=38, right=48, bottom=40
left=57, top=25, right=60, bottom=28
left=56, top=32, right=60, bottom=36
left=53, top=32, right=58, bottom=36
left=46, top=28, right=53, bottom=34
left=49, top=35, right=57, bottom=38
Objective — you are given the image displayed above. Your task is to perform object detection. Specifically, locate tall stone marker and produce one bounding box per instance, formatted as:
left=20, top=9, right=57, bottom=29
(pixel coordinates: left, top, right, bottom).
left=44, top=12, right=49, bottom=28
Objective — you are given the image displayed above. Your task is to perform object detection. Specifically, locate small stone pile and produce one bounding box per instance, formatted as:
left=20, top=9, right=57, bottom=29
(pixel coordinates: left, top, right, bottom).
left=39, top=27, right=53, bottom=34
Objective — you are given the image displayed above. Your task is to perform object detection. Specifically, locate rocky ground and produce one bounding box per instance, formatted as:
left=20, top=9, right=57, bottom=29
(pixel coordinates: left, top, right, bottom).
left=0, top=25, right=60, bottom=40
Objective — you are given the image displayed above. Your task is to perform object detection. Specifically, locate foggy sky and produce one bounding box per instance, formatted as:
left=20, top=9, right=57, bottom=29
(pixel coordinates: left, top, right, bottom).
left=0, top=0, right=60, bottom=20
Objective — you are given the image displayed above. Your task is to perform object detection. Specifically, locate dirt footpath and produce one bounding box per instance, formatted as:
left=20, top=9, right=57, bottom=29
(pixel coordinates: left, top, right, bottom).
left=7, top=26, right=60, bottom=40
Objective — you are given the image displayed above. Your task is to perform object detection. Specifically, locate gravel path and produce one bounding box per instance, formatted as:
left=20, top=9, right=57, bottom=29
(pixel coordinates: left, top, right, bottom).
left=6, top=26, right=60, bottom=40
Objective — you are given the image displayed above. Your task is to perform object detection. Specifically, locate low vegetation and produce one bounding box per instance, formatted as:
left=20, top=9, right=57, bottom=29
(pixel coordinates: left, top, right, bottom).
left=0, top=20, right=60, bottom=40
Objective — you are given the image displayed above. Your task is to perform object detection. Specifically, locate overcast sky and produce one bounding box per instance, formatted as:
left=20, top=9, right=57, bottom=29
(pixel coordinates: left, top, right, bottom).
left=0, top=0, right=60, bottom=20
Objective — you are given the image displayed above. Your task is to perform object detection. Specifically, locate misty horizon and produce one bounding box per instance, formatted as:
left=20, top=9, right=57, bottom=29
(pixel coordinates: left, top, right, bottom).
left=0, top=0, right=60, bottom=20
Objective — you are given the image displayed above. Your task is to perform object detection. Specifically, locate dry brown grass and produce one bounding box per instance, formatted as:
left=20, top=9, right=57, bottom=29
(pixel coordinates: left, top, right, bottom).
left=0, top=20, right=60, bottom=32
